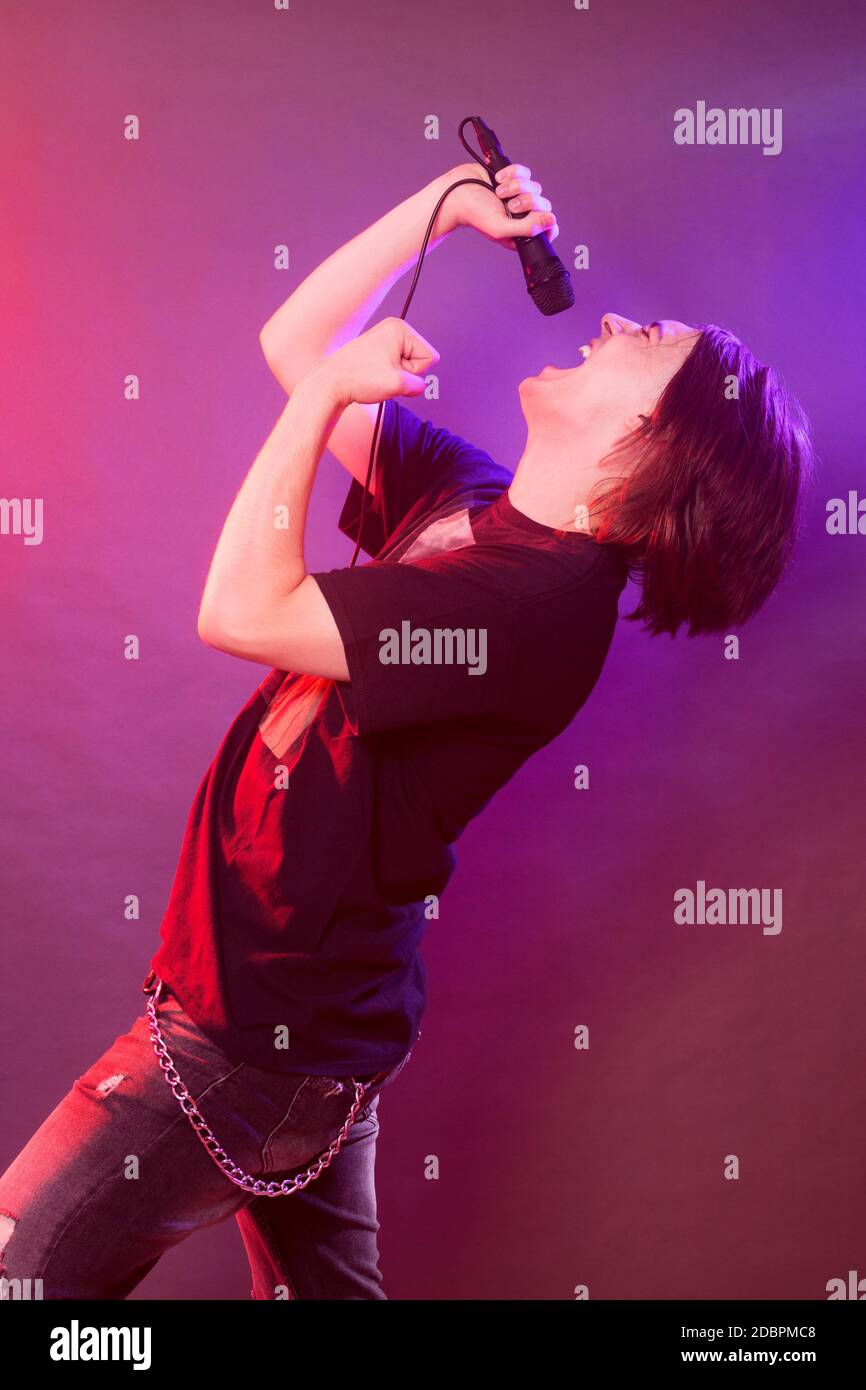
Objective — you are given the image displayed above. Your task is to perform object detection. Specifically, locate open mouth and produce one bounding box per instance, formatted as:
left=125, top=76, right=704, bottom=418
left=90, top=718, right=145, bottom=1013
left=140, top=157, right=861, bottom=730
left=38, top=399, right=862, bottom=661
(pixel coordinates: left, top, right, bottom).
left=537, top=336, right=598, bottom=379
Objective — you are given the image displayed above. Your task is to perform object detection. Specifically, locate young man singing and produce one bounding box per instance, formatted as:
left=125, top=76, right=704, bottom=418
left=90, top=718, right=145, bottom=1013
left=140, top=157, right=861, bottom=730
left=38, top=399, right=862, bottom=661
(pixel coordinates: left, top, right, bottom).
left=0, top=160, right=812, bottom=1300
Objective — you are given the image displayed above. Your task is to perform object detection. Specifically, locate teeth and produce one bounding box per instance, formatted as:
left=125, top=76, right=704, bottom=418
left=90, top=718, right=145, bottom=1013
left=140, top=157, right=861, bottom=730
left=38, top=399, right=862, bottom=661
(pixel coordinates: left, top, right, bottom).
left=578, top=344, right=591, bottom=360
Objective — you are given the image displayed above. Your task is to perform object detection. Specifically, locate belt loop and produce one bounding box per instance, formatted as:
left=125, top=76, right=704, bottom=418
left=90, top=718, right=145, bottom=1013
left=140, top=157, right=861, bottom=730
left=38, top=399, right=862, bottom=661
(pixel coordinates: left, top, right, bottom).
left=141, top=969, right=159, bottom=997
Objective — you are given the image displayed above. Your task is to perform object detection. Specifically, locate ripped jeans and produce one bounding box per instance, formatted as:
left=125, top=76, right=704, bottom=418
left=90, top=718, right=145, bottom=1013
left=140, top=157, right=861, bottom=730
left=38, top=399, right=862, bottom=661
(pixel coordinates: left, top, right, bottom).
left=0, top=978, right=413, bottom=1300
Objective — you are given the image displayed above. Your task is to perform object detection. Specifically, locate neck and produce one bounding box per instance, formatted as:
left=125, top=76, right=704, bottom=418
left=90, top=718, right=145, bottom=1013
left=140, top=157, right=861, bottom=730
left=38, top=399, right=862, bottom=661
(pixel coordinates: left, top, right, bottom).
left=508, top=412, right=625, bottom=533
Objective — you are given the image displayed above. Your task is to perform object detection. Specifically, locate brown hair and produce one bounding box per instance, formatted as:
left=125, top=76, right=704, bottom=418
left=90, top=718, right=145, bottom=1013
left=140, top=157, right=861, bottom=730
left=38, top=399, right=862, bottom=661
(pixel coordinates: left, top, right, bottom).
left=590, top=324, right=815, bottom=637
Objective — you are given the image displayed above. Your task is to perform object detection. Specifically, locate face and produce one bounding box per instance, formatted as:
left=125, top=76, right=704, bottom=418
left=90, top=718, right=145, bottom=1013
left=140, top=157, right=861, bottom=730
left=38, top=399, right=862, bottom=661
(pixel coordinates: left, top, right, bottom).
left=519, top=313, right=702, bottom=434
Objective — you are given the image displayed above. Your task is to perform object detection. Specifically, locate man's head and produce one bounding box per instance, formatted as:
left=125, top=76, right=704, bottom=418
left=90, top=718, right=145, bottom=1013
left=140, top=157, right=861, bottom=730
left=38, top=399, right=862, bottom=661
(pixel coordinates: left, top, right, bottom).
left=517, top=313, right=814, bottom=636
left=522, top=314, right=701, bottom=436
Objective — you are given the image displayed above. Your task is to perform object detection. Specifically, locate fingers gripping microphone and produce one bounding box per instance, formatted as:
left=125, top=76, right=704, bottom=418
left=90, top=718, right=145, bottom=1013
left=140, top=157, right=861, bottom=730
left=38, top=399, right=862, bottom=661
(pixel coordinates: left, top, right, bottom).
left=469, top=116, right=575, bottom=316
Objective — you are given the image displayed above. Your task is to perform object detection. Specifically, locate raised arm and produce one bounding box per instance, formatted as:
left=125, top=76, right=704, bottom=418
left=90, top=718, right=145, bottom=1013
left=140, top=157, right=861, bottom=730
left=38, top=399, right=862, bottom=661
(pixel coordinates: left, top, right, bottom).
left=258, top=162, right=558, bottom=490
left=198, top=319, right=439, bottom=674
left=259, top=169, right=453, bottom=491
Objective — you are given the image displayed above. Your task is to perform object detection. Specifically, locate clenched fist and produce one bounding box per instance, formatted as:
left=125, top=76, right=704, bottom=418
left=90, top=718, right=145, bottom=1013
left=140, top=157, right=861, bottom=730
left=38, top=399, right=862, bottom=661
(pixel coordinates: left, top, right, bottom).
left=314, top=317, right=440, bottom=407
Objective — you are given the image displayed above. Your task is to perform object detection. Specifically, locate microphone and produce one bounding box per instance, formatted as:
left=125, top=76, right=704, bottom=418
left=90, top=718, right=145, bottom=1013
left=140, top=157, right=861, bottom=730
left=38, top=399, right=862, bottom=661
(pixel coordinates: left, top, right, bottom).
left=470, top=116, right=575, bottom=317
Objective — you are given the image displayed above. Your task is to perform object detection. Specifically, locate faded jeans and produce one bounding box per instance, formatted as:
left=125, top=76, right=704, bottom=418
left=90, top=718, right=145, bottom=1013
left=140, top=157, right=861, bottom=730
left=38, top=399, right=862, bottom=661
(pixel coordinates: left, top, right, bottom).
left=0, top=977, right=413, bottom=1300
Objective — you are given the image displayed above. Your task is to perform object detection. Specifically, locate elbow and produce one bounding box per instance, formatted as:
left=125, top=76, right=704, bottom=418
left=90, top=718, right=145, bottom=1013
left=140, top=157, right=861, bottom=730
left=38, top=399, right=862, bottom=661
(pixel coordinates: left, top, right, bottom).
left=260, top=320, right=321, bottom=392
left=197, top=609, right=219, bottom=648
left=197, top=604, right=261, bottom=659
left=259, top=320, right=276, bottom=362
left=259, top=325, right=305, bottom=394
left=259, top=321, right=282, bottom=372
left=259, top=316, right=297, bottom=367
left=197, top=604, right=231, bottom=650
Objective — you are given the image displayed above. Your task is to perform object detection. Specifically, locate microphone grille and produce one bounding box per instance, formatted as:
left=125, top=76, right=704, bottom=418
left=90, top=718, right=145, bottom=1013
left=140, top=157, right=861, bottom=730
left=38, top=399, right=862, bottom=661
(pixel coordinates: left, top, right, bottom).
left=529, top=268, right=576, bottom=316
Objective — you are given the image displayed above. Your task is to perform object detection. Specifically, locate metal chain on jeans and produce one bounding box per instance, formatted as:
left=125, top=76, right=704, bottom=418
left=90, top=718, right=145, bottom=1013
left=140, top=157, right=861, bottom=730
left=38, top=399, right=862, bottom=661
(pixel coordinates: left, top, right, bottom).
left=144, top=979, right=373, bottom=1198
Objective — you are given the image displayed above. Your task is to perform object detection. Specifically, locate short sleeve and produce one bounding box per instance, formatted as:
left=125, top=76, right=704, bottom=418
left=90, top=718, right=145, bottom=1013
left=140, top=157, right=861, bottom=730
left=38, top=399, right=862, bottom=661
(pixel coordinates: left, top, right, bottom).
left=310, top=557, right=514, bottom=736
left=336, top=398, right=513, bottom=558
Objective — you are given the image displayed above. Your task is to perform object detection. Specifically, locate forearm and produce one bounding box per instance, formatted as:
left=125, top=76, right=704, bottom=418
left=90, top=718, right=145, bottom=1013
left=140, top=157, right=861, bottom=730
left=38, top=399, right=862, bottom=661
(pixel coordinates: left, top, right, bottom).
left=197, top=368, right=342, bottom=647
left=259, top=168, right=464, bottom=389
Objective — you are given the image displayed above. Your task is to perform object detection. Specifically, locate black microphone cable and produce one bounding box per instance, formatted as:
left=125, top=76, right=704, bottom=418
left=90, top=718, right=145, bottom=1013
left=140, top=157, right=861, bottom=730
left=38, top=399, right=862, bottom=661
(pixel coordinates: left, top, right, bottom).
left=347, top=117, right=518, bottom=568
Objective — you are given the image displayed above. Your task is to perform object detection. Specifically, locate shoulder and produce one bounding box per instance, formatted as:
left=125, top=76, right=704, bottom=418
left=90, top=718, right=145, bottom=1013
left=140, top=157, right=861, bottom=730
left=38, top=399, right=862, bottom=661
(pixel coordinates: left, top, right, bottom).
left=461, top=528, right=627, bottom=605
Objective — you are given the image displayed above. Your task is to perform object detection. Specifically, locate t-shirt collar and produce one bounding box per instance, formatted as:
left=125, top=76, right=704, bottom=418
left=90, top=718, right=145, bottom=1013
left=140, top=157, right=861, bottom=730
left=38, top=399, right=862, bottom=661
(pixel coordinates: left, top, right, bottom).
left=488, top=486, right=598, bottom=544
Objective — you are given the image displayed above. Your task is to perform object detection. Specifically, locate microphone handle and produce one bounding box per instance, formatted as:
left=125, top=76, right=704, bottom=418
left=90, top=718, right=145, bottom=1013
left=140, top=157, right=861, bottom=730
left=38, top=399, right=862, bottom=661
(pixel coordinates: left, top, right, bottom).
left=473, top=122, right=574, bottom=309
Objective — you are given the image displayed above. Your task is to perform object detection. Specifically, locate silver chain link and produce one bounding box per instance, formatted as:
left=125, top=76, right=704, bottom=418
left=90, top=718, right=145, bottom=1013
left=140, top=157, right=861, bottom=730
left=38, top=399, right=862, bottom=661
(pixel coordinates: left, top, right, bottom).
left=144, top=978, right=374, bottom=1198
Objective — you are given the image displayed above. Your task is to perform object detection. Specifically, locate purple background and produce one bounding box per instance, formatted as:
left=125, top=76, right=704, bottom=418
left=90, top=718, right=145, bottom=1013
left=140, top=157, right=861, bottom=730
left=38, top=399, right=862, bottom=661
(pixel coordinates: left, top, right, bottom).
left=2, top=0, right=864, bottom=1299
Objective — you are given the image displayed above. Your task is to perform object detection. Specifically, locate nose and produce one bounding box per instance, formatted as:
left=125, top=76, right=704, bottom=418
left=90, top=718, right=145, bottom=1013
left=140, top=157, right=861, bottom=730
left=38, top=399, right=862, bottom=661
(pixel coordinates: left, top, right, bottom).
left=601, top=313, right=641, bottom=338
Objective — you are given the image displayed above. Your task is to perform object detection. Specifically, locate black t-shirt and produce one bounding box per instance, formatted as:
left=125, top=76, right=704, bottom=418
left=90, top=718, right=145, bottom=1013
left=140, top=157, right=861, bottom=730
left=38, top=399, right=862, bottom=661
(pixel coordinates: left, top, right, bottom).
left=146, top=398, right=628, bottom=1075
